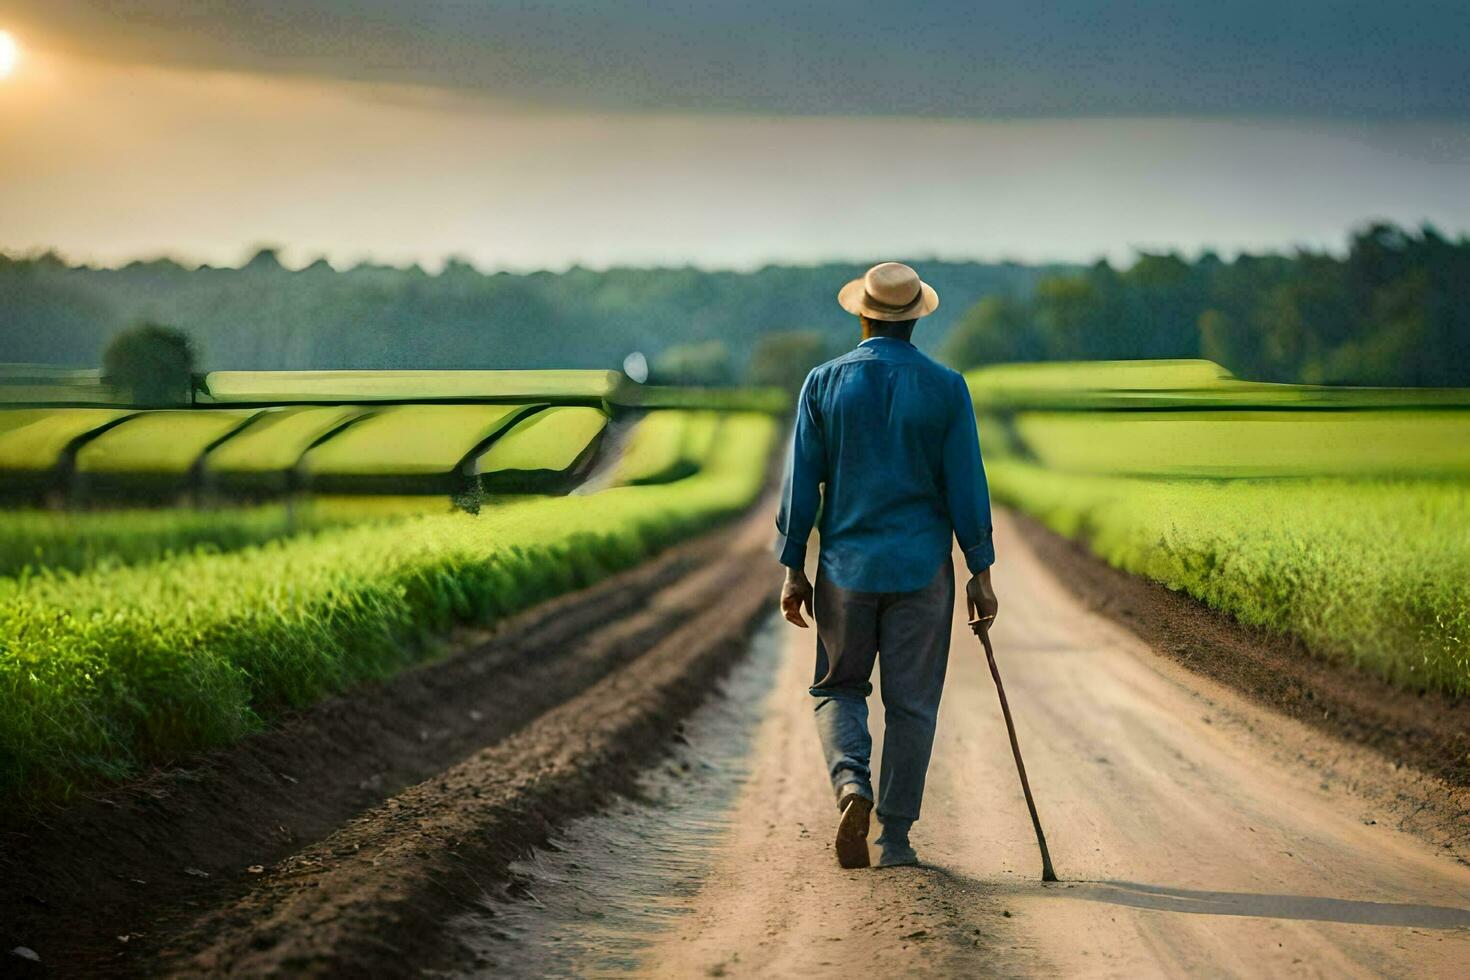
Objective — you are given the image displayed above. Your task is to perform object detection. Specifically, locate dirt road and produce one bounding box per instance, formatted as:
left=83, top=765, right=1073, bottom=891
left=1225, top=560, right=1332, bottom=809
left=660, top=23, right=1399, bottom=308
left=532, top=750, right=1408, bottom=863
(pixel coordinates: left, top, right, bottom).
left=639, top=512, right=1470, bottom=978
left=9, top=502, right=1468, bottom=977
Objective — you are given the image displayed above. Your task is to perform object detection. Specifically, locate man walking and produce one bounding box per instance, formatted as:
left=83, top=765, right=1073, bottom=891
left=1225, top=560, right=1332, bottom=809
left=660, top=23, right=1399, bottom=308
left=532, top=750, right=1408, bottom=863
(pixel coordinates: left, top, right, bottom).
left=776, top=261, right=999, bottom=869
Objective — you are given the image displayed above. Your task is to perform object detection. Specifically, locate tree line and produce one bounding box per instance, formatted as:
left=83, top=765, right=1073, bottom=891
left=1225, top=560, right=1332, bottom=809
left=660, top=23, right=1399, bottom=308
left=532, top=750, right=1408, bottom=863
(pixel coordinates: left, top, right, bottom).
left=0, top=251, right=1057, bottom=387
left=3, top=223, right=1466, bottom=392
left=941, top=223, right=1470, bottom=387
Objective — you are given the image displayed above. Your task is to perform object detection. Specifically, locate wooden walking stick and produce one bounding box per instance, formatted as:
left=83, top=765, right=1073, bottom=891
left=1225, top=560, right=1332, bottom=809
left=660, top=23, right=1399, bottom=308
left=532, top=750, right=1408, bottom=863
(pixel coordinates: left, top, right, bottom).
left=972, top=619, right=1059, bottom=882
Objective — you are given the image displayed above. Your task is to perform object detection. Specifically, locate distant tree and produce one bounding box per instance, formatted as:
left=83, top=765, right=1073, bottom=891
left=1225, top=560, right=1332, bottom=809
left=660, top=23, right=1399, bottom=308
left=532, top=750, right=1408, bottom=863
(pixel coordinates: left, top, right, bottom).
left=939, top=295, right=1042, bottom=369
left=1032, top=272, right=1104, bottom=360
left=746, top=331, right=831, bottom=392
left=102, top=323, right=196, bottom=405
left=1120, top=252, right=1202, bottom=358
left=1197, top=309, right=1246, bottom=375
left=649, top=340, right=734, bottom=386
left=243, top=245, right=285, bottom=272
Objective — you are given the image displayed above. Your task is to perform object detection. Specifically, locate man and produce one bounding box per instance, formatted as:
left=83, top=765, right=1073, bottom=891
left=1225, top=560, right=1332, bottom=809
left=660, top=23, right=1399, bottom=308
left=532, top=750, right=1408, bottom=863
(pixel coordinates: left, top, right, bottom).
left=775, top=261, right=999, bottom=870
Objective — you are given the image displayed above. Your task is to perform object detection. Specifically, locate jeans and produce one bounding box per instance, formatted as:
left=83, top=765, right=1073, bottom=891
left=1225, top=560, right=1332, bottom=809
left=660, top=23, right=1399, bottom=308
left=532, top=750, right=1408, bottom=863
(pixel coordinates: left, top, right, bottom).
left=809, top=560, right=954, bottom=826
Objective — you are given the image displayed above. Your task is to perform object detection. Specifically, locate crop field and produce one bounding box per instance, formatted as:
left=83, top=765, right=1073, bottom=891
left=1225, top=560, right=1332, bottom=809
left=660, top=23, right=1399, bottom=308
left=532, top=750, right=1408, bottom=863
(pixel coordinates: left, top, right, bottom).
left=613, top=410, right=724, bottom=485
left=0, top=408, right=136, bottom=477
left=202, top=405, right=372, bottom=489
left=0, top=497, right=452, bottom=579
left=197, top=368, right=622, bottom=405
left=297, top=402, right=540, bottom=484
left=970, top=359, right=1470, bottom=695
left=74, top=409, right=262, bottom=478
left=471, top=405, right=608, bottom=484
left=0, top=394, right=775, bottom=802
left=968, top=358, right=1470, bottom=412
left=1012, top=410, right=1470, bottom=479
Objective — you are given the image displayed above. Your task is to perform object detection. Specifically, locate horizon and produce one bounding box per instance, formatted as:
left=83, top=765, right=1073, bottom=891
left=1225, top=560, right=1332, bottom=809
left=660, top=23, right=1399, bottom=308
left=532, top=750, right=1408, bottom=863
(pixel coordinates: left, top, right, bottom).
left=5, top=215, right=1460, bottom=278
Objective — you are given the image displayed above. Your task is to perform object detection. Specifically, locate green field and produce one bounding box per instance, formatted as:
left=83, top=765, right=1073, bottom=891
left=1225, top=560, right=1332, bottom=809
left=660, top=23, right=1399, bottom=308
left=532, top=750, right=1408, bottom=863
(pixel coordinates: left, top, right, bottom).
left=203, top=406, right=372, bottom=485
left=0, top=412, right=776, bottom=802
left=471, top=405, right=608, bottom=482
left=1012, top=410, right=1470, bottom=478
left=0, top=408, right=136, bottom=475
left=197, top=369, right=620, bottom=404
left=968, top=359, right=1470, bottom=412
left=612, top=410, right=724, bottom=485
left=990, top=461, right=1469, bottom=694
left=971, top=360, right=1470, bottom=695
left=299, top=403, right=542, bottom=490
left=75, top=409, right=262, bottom=476
left=0, top=496, right=450, bottom=580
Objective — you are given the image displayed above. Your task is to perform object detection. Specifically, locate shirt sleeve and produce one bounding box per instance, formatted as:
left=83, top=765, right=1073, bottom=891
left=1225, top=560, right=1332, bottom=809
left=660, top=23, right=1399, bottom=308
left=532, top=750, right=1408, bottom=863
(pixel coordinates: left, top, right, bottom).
left=943, top=373, right=996, bottom=572
left=774, top=371, right=825, bottom=570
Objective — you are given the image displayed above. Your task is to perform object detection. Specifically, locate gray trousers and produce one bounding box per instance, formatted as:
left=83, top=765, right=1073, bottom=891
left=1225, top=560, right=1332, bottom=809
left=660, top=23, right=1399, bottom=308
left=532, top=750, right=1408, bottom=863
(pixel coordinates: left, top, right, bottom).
left=809, top=560, right=954, bottom=826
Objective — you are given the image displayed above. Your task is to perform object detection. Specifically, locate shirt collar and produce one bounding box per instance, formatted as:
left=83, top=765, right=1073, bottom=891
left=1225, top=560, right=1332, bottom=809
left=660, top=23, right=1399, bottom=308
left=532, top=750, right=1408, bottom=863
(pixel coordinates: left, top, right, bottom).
left=858, top=336, right=917, bottom=350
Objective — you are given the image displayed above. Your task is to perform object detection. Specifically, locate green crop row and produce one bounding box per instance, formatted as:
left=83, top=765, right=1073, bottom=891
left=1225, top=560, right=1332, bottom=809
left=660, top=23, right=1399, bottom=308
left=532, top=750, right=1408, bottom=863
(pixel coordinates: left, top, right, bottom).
left=988, top=459, right=1470, bottom=696
left=0, top=496, right=454, bottom=580
left=0, top=413, right=777, bottom=803
left=0, top=400, right=615, bottom=500
left=1010, top=409, right=1470, bottom=479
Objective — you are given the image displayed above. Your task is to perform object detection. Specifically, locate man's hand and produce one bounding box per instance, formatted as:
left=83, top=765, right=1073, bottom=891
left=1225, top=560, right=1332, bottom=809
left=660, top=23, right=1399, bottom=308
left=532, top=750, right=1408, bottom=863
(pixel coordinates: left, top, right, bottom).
left=781, top=567, right=814, bottom=628
left=966, top=567, right=999, bottom=637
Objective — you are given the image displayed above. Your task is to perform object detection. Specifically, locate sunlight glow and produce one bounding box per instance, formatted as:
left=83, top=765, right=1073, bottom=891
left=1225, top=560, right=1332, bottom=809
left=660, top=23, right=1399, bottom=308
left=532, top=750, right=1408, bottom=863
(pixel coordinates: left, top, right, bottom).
left=0, top=31, right=19, bottom=80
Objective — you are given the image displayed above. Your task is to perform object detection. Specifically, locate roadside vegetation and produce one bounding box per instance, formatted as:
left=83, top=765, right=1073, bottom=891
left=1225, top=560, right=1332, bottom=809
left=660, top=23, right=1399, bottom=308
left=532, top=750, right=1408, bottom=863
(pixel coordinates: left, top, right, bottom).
left=991, top=461, right=1469, bottom=695
left=0, top=497, right=450, bottom=579
left=972, top=359, right=1470, bottom=696
left=0, top=413, right=776, bottom=804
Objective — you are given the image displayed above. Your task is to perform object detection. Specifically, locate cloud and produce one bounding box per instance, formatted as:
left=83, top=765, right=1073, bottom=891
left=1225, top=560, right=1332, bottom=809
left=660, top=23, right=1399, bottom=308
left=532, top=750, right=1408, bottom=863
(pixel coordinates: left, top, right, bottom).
left=10, top=0, right=1470, bottom=118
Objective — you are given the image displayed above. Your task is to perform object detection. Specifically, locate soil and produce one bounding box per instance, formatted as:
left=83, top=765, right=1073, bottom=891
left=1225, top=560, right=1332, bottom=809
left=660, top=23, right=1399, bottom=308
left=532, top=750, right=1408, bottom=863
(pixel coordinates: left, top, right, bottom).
left=0, top=508, right=775, bottom=977
left=640, top=511, right=1470, bottom=978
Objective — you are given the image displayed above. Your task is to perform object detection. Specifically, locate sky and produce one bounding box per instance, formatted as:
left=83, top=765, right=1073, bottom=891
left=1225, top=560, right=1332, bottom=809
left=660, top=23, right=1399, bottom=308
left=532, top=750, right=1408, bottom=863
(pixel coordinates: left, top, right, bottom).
left=1, top=1, right=1468, bottom=271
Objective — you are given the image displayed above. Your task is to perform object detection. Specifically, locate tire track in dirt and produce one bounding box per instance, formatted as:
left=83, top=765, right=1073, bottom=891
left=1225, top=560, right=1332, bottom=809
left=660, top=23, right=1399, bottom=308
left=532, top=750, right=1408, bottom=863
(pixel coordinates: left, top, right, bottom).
left=1014, top=509, right=1470, bottom=815
left=157, top=512, right=778, bottom=976
left=637, top=510, right=1470, bottom=978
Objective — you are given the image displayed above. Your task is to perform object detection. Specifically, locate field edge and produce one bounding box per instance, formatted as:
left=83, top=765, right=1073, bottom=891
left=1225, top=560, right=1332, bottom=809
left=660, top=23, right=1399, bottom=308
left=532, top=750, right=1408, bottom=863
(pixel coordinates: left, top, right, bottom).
left=1010, top=507, right=1470, bottom=852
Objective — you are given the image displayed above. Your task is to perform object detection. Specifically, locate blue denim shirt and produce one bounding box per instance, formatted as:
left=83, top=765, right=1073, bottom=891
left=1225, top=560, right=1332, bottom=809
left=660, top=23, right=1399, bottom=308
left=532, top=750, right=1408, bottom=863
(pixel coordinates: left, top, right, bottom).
left=775, top=337, right=995, bottom=593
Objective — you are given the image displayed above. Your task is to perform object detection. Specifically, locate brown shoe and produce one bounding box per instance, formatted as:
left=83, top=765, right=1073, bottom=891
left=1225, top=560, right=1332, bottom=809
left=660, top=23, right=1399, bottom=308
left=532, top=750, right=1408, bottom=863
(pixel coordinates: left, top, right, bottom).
left=835, top=791, right=873, bottom=869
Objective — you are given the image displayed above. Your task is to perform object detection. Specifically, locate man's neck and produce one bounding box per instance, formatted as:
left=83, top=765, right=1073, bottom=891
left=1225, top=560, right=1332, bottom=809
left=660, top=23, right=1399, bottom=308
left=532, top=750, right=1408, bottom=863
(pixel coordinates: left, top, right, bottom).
left=861, top=326, right=914, bottom=343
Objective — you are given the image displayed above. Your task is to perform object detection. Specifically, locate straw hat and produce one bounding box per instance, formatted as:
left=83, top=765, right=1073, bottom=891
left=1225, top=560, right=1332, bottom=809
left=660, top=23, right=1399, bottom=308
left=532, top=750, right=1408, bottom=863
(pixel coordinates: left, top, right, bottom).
left=838, top=262, right=940, bottom=321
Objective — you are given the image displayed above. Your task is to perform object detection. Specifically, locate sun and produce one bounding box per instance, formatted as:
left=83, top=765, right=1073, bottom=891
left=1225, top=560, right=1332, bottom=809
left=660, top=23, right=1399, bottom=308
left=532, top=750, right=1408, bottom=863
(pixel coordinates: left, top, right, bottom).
left=0, top=31, right=19, bottom=80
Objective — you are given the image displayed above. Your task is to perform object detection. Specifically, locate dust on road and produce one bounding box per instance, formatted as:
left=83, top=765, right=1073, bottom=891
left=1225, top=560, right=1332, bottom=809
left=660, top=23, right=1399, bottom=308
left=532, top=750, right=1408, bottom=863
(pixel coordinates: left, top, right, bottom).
left=635, top=511, right=1470, bottom=978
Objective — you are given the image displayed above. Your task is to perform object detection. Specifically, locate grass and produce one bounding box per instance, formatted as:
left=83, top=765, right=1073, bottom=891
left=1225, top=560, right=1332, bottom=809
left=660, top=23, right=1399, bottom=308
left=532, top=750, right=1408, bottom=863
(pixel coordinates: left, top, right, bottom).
left=988, top=460, right=1470, bottom=695
left=0, top=496, right=451, bottom=579
left=0, top=413, right=776, bottom=803
left=471, top=406, right=607, bottom=477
